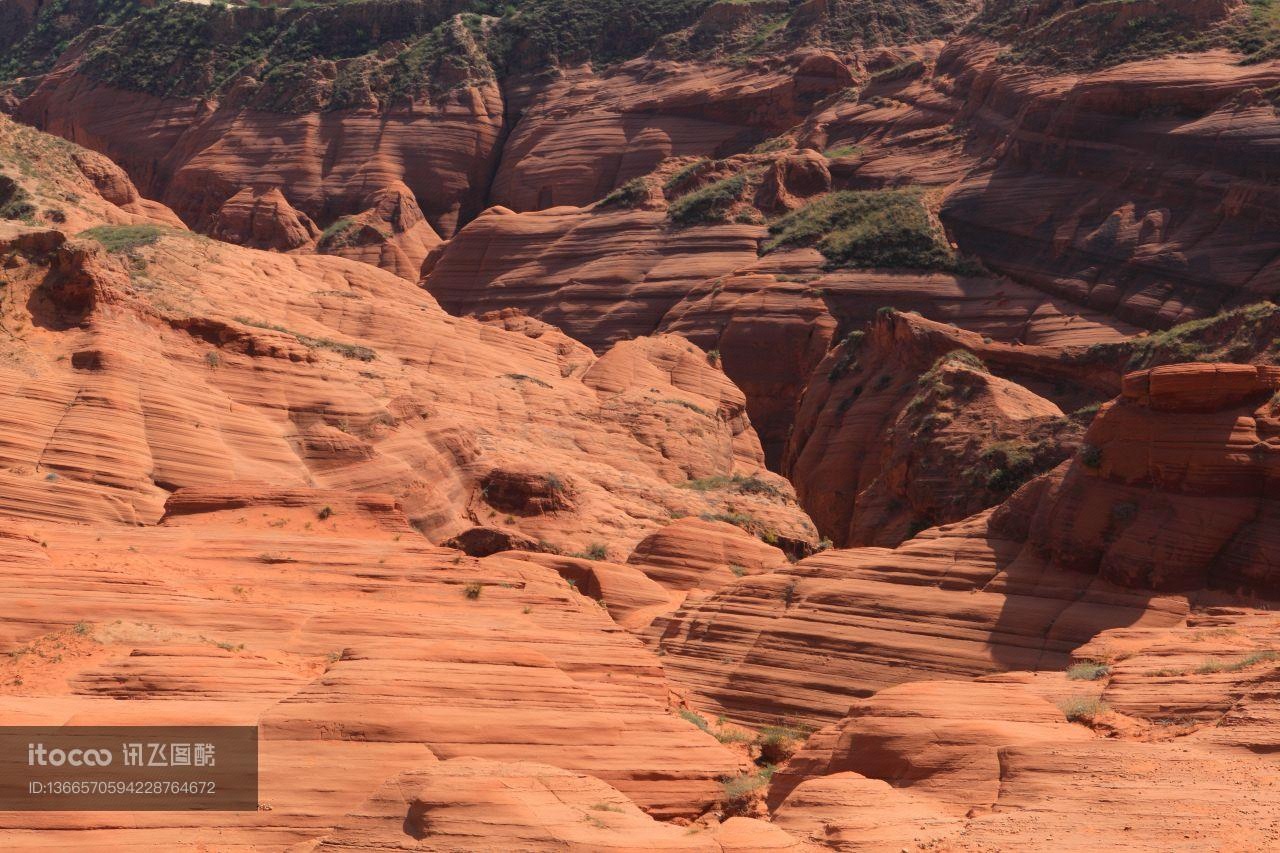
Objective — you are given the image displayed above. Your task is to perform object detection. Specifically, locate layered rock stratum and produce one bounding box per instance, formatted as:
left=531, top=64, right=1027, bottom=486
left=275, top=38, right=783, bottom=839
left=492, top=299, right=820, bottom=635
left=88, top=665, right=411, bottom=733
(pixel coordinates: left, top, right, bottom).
left=2, top=0, right=1280, bottom=849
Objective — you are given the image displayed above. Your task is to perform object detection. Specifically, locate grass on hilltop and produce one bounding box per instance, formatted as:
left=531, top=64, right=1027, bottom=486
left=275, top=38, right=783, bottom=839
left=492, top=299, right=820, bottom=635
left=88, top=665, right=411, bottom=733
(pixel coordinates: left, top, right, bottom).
left=764, top=189, right=972, bottom=272
left=667, top=174, right=747, bottom=225
left=79, top=224, right=170, bottom=252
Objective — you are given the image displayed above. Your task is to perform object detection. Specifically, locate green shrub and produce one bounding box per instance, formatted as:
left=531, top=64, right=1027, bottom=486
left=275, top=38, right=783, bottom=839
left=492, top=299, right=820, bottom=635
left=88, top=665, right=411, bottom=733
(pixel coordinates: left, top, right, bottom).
left=1072, top=402, right=1102, bottom=421
left=822, top=144, right=863, bottom=159
left=679, top=709, right=710, bottom=731
left=572, top=542, right=608, bottom=561
left=503, top=373, right=552, bottom=388
left=869, top=57, right=924, bottom=83
left=463, top=581, right=483, bottom=599
left=765, top=190, right=961, bottom=271
left=1197, top=650, right=1277, bottom=675
left=679, top=473, right=784, bottom=498
left=713, top=727, right=753, bottom=744
left=699, top=511, right=779, bottom=547
left=937, top=349, right=987, bottom=372
left=0, top=176, right=36, bottom=221
left=236, top=317, right=377, bottom=361
left=1119, top=302, right=1280, bottom=371
left=79, top=224, right=167, bottom=253
left=751, top=136, right=791, bottom=153
left=663, top=158, right=709, bottom=191
left=720, top=767, right=773, bottom=806
left=1058, top=695, right=1108, bottom=722
left=754, top=723, right=811, bottom=764
left=981, top=440, right=1034, bottom=493
left=668, top=174, right=746, bottom=225
left=1066, top=662, right=1111, bottom=681
left=826, top=330, right=866, bottom=382
left=599, top=177, right=649, bottom=208
left=662, top=398, right=713, bottom=418
left=1080, top=444, right=1103, bottom=468
left=318, top=216, right=357, bottom=246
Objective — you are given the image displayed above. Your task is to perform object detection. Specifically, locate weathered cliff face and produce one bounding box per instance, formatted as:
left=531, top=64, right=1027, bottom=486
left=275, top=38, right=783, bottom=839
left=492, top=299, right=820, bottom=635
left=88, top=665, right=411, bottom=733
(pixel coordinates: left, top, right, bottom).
left=8, top=0, right=1275, bottom=348
left=646, top=499, right=1190, bottom=727
left=491, top=52, right=854, bottom=211
left=783, top=311, right=1093, bottom=547
left=799, top=37, right=1280, bottom=329
left=650, top=360, right=1280, bottom=730
left=6, top=5, right=1280, bottom=850
left=942, top=49, right=1280, bottom=328
left=768, top=650, right=1280, bottom=851
left=0, top=115, right=815, bottom=555
left=13, top=71, right=498, bottom=276
left=422, top=194, right=1133, bottom=468
left=0, top=116, right=827, bottom=845
left=1020, top=361, right=1280, bottom=596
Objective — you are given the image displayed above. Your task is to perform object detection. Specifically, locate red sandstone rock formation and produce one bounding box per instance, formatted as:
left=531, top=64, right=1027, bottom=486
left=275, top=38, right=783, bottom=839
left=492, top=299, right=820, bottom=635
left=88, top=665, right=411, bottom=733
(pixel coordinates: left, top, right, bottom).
left=316, top=759, right=812, bottom=851
left=0, top=115, right=815, bottom=553
left=1017, top=362, right=1280, bottom=596
left=3, top=9, right=1280, bottom=850
left=784, top=310, right=1101, bottom=547
left=13, top=72, right=502, bottom=276
left=208, top=186, right=320, bottom=251
left=491, top=55, right=853, bottom=212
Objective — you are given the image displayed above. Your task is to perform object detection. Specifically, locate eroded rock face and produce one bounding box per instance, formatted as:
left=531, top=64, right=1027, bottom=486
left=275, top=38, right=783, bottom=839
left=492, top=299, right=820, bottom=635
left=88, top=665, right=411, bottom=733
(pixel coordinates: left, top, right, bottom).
left=6, top=10, right=1280, bottom=852
left=1075, top=608, right=1280, bottom=745
left=425, top=204, right=766, bottom=349
left=492, top=56, right=853, bottom=212
left=646, top=508, right=1189, bottom=727
left=0, top=496, right=749, bottom=846
left=941, top=49, right=1280, bottom=327
left=768, top=680, right=1092, bottom=812
left=772, top=771, right=959, bottom=852
left=208, top=186, right=320, bottom=251
left=1013, top=362, right=1280, bottom=596
left=0, top=119, right=802, bottom=839
left=421, top=196, right=1134, bottom=471
left=802, top=39, right=1280, bottom=328
left=0, top=116, right=815, bottom=556
left=629, top=517, right=790, bottom=592
left=784, top=310, right=1090, bottom=547
left=769, top=660, right=1280, bottom=852
left=651, top=358, right=1280, bottom=730
left=499, top=551, right=680, bottom=631
left=314, top=182, right=444, bottom=280
left=316, top=759, right=810, bottom=851
left=13, top=74, right=502, bottom=276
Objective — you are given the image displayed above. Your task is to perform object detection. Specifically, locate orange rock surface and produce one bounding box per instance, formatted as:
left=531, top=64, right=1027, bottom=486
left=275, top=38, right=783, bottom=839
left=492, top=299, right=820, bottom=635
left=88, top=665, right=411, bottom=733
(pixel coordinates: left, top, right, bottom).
left=3, top=6, right=1280, bottom=849
left=14, top=73, right=501, bottom=275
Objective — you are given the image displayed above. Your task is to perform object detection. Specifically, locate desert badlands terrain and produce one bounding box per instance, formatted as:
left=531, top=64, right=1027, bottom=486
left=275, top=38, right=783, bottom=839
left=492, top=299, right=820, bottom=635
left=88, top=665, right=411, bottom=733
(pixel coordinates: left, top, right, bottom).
left=1, top=0, right=1280, bottom=848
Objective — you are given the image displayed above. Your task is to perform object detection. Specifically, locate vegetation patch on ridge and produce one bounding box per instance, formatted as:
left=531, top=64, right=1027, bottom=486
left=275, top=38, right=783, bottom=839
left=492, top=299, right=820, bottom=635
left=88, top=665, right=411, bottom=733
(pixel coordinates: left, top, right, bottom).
left=1069, top=302, right=1280, bottom=372
left=678, top=473, right=785, bottom=498
left=763, top=189, right=974, bottom=272
left=971, top=0, right=1280, bottom=69
left=667, top=173, right=748, bottom=225
left=79, top=224, right=170, bottom=252
left=235, top=316, right=377, bottom=361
